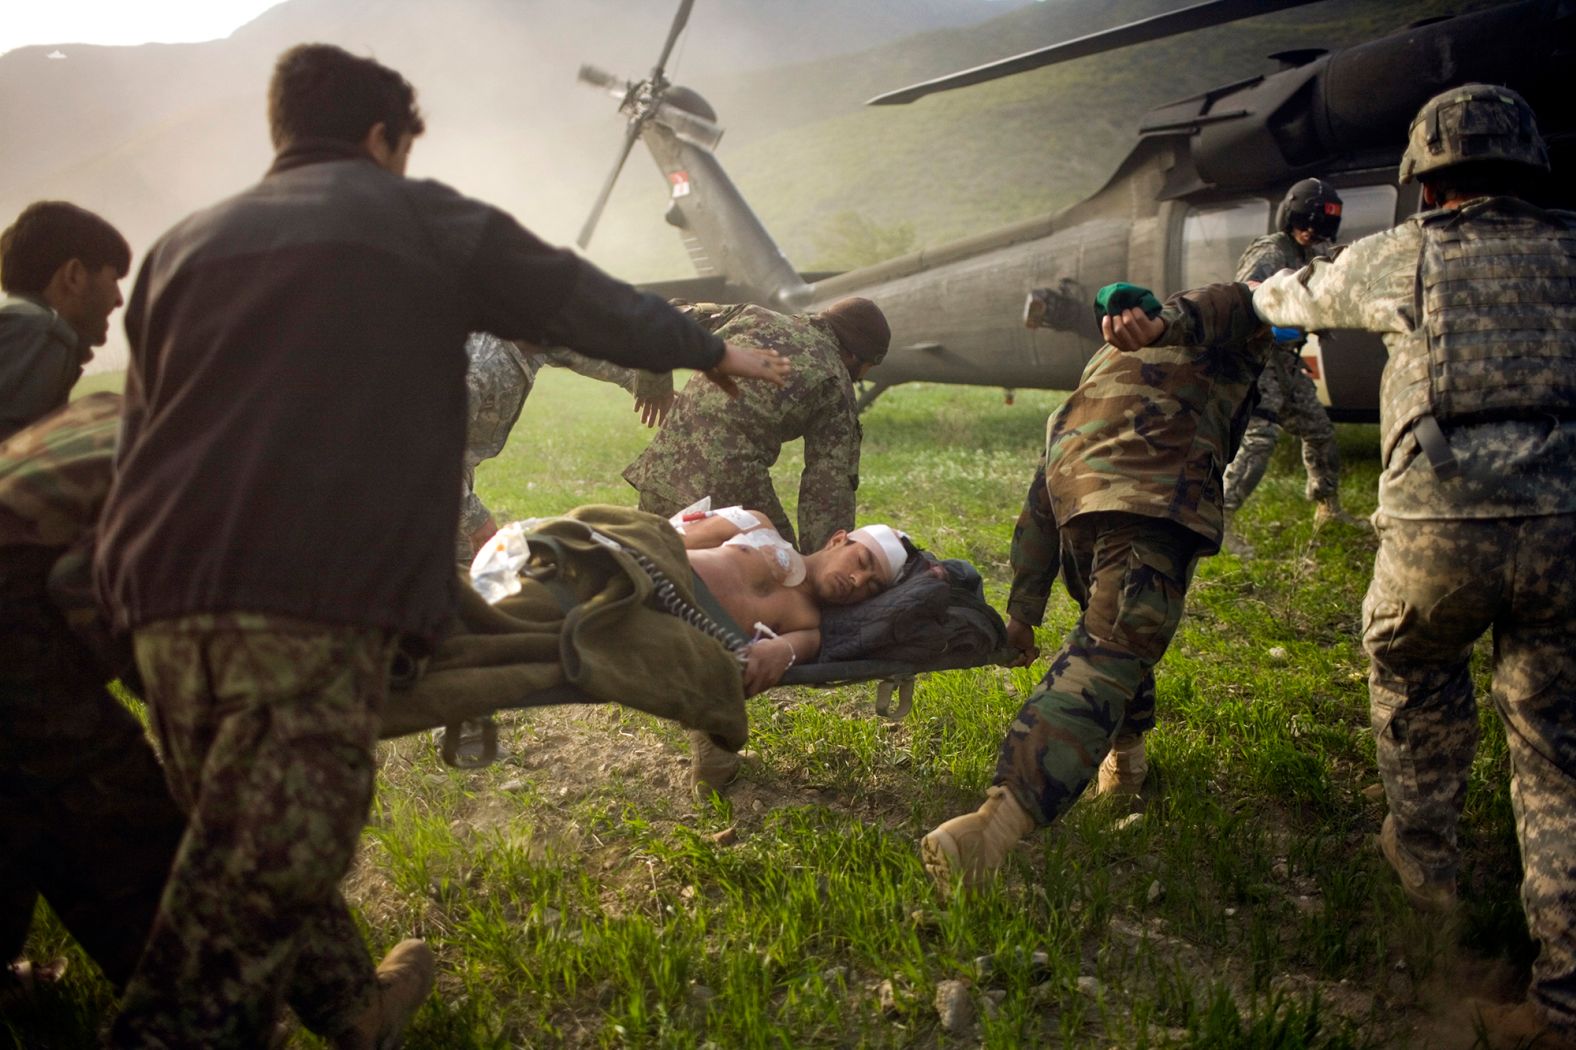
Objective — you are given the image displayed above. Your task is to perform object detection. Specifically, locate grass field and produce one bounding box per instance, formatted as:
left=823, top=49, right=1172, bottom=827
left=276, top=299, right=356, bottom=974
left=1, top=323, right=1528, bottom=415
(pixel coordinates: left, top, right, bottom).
left=10, top=371, right=1525, bottom=1048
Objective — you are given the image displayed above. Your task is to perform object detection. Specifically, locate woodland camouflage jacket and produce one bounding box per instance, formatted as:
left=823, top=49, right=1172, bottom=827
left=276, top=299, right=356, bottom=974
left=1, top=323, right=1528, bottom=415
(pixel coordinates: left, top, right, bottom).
left=0, top=392, right=126, bottom=669
left=623, top=303, right=860, bottom=552
left=1040, top=283, right=1270, bottom=550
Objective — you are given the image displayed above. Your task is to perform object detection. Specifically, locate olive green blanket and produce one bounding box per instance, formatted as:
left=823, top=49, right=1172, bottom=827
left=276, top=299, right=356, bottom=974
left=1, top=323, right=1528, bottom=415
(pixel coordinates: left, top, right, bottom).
left=382, top=505, right=748, bottom=750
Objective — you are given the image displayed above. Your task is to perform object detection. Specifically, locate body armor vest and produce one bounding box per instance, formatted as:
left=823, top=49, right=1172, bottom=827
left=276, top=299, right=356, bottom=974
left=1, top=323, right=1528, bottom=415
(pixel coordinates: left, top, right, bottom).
left=1409, top=197, right=1576, bottom=429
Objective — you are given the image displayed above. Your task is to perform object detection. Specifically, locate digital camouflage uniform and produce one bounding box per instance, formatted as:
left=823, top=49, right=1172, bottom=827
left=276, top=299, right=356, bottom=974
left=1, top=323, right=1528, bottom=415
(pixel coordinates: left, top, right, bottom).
left=623, top=303, right=861, bottom=553
left=1254, top=196, right=1576, bottom=1032
left=458, top=333, right=654, bottom=561
left=1221, top=232, right=1340, bottom=510
left=0, top=394, right=184, bottom=989
left=999, top=284, right=1270, bottom=824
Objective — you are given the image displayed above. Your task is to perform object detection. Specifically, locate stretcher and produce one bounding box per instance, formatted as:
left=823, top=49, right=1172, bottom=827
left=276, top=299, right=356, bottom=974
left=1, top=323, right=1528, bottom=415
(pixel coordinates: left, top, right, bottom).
left=399, top=507, right=1012, bottom=768
left=430, top=649, right=1018, bottom=769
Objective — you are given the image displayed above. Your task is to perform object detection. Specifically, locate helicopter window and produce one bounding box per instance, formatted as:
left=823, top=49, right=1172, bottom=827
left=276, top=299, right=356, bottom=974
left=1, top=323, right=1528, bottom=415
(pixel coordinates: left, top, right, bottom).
left=1179, top=198, right=1271, bottom=288
left=1330, top=184, right=1399, bottom=244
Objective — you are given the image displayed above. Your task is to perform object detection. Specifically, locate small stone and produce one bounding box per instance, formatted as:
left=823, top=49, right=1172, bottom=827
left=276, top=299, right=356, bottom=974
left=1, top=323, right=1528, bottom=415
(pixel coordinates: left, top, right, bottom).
left=1272, top=859, right=1290, bottom=880
left=558, top=786, right=570, bottom=798
left=1031, top=980, right=1056, bottom=1003
left=1146, top=879, right=1164, bottom=904
left=499, top=779, right=526, bottom=792
left=1293, top=894, right=1324, bottom=916
left=1268, top=646, right=1289, bottom=663
left=1114, top=813, right=1144, bottom=831
left=1393, top=958, right=1408, bottom=973
left=973, top=953, right=996, bottom=978
left=1362, top=783, right=1387, bottom=801
left=821, top=965, right=847, bottom=985
left=688, top=982, right=715, bottom=1007
left=750, top=798, right=764, bottom=813
left=1077, top=975, right=1103, bottom=998
left=981, top=989, right=1006, bottom=1019
left=1224, top=907, right=1238, bottom=918
left=934, top=980, right=974, bottom=1033
left=1030, top=950, right=1051, bottom=978
left=877, top=979, right=899, bottom=1015
left=710, top=827, right=739, bottom=846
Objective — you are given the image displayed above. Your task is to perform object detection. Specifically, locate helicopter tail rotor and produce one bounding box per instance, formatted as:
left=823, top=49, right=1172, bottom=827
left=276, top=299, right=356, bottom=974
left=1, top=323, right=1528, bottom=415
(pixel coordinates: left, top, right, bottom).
left=575, top=0, right=696, bottom=249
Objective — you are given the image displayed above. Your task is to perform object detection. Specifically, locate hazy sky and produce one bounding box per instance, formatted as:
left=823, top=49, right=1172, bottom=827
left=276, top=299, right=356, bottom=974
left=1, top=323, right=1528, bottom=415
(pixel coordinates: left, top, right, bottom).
left=0, top=1, right=287, bottom=57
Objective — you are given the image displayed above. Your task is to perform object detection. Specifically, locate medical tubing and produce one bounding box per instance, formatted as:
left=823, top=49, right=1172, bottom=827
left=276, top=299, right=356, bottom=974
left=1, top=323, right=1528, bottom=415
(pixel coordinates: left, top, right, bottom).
left=625, top=547, right=751, bottom=658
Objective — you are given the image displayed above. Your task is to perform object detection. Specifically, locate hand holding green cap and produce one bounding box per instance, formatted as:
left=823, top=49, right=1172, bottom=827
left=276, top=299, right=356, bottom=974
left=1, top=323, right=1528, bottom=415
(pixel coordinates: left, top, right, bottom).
left=1093, top=282, right=1163, bottom=325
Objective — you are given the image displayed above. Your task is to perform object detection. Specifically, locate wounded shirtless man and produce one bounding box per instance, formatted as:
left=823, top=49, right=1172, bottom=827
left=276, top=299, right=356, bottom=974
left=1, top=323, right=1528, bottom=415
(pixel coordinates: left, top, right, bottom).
left=669, top=503, right=909, bottom=794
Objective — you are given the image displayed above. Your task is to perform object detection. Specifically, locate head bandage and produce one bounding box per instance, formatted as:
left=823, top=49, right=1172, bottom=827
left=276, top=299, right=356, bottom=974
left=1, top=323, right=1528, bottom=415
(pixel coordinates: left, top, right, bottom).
left=848, top=524, right=908, bottom=585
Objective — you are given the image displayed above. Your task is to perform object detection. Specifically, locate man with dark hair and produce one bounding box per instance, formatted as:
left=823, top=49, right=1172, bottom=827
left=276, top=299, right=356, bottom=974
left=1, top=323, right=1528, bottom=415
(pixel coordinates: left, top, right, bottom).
left=624, top=296, right=890, bottom=554
left=1251, top=84, right=1576, bottom=1050
left=0, top=201, right=130, bottom=440
left=96, top=42, right=787, bottom=1049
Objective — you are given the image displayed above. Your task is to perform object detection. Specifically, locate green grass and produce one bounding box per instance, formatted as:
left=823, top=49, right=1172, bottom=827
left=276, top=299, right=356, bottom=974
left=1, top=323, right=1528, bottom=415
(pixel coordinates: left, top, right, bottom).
left=12, top=372, right=1522, bottom=1049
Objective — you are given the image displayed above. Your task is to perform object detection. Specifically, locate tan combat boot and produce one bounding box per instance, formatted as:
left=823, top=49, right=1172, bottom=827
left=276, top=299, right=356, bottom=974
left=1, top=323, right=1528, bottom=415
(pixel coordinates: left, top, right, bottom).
left=334, top=939, right=436, bottom=1050
left=1376, top=815, right=1458, bottom=914
left=1092, top=732, right=1147, bottom=797
left=688, top=730, right=757, bottom=798
left=1471, top=1000, right=1576, bottom=1050
left=921, top=786, right=1036, bottom=891
left=1312, top=495, right=1358, bottom=529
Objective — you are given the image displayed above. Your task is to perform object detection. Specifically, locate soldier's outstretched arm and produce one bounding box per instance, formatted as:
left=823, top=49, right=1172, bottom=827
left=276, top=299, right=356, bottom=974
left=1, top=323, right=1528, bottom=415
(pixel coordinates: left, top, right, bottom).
left=700, top=341, right=791, bottom=398
left=1252, top=224, right=1417, bottom=336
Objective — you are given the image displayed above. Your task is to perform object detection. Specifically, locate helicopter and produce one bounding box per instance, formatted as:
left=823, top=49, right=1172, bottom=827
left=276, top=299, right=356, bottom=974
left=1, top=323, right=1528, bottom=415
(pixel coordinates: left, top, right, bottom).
left=575, top=0, right=1571, bottom=420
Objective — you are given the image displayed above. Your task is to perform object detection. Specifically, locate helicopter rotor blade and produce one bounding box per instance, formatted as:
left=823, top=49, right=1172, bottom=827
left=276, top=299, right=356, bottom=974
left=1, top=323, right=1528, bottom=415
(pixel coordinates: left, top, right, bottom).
left=652, top=0, right=696, bottom=81
left=867, top=0, right=1326, bottom=105
left=576, top=118, right=642, bottom=250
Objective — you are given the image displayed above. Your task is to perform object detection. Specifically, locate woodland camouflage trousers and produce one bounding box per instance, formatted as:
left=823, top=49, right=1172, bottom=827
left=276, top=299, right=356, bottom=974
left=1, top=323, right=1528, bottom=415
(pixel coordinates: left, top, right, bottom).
left=109, top=613, right=397, bottom=1048
left=1364, top=511, right=1576, bottom=1030
left=1221, top=347, right=1340, bottom=511
left=995, top=512, right=1202, bottom=825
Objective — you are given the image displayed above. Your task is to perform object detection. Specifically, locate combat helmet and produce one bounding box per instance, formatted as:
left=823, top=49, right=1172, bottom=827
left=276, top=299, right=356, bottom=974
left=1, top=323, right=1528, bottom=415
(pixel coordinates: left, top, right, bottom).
left=1277, top=178, right=1343, bottom=241
left=1399, top=83, right=1549, bottom=184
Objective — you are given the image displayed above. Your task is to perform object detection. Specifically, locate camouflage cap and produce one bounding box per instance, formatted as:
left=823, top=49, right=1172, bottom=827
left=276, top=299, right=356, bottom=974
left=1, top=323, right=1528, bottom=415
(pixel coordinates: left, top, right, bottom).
left=819, top=297, right=891, bottom=365
left=1399, top=83, right=1549, bottom=184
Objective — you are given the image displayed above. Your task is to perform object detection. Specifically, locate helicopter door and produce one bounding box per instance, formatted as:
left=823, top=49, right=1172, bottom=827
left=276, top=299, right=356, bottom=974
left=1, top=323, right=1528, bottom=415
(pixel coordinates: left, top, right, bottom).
left=1177, top=197, right=1271, bottom=289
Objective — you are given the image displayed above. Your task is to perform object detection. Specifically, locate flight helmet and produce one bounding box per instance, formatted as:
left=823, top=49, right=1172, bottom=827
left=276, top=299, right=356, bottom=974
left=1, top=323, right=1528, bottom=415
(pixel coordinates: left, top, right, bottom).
left=1277, top=178, right=1343, bottom=241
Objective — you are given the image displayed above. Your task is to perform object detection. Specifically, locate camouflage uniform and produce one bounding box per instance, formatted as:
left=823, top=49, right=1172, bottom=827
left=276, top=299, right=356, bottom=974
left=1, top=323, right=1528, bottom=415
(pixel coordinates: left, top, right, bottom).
left=110, top=613, right=397, bottom=1046
left=1255, top=197, right=1576, bottom=1031
left=1221, top=232, right=1341, bottom=510
left=458, top=333, right=657, bottom=561
left=999, top=284, right=1269, bottom=823
left=623, top=303, right=861, bottom=553
left=0, top=394, right=184, bottom=989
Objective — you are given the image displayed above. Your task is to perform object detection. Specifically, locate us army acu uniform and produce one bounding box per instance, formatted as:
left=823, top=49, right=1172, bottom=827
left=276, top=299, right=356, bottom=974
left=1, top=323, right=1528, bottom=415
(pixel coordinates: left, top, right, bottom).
left=0, top=394, right=185, bottom=989
left=623, top=302, right=868, bottom=553
left=1254, top=84, right=1576, bottom=1038
left=459, top=332, right=658, bottom=561
left=1000, top=284, right=1269, bottom=823
left=1221, top=230, right=1342, bottom=515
